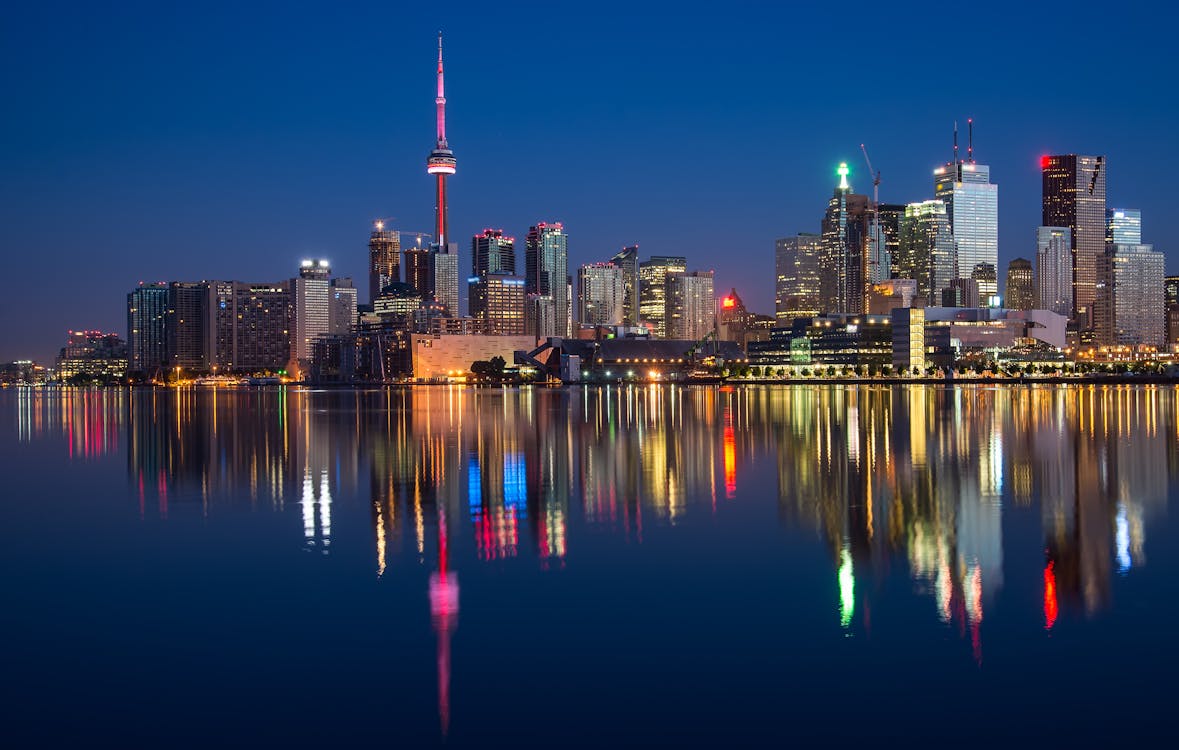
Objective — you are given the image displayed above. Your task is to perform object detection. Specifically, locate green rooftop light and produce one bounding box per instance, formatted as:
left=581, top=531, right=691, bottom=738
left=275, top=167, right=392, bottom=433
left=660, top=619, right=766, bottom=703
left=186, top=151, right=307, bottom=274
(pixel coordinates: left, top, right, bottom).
left=837, top=162, right=850, bottom=190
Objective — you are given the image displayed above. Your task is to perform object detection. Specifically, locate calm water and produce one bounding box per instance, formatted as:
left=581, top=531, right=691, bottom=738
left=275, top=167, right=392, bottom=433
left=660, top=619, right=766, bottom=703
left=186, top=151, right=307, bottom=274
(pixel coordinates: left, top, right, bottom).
left=2, top=385, right=1177, bottom=745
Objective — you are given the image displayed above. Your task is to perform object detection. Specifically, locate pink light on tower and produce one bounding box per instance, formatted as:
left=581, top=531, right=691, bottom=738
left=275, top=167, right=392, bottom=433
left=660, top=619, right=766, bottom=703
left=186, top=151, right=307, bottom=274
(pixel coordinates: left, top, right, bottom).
left=426, top=32, right=456, bottom=247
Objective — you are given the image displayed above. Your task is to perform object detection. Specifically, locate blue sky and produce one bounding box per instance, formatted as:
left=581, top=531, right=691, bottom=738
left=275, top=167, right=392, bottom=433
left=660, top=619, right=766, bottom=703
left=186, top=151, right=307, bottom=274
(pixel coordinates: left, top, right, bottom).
left=1, top=0, right=1171, bottom=362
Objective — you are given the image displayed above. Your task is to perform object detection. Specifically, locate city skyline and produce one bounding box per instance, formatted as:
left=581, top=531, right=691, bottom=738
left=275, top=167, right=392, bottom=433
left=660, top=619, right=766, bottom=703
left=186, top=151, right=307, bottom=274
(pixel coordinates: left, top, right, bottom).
left=2, top=2, right=1175, bottom=363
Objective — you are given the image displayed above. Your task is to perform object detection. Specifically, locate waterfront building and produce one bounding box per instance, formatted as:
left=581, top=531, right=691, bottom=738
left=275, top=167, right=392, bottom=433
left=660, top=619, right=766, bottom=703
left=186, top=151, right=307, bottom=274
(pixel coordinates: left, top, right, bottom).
left=229, top=281, right=291, bottom=372
left=896, top=200, right=957, bottom=304
left=609, top=245, right=640, bottom=326
left=665, top=270, right=715, bottom=341
left=1042, top=154, right=1106, bottom=321
left=127, top=282, right=169, bottom=375
left=167, top=281, right=211, bottom=371
left=368, top=222, right=400, bottom=304
left=577, top=263, right=625, bottom=327
left=1094, top=243, right=1165, bottom=347
left=292, top=260, right=331, bottom=371
left=469, top=275, right=526, bottom=335
left=867, top=279, right=919, bottom=314
left=1036, top=227, right=1073, bottom=318
left=639, top=255, right=686, bottom=337
left=775, top=233, right=822, bottom=324
left=409, top=334, right=535, bottom=381
left=891, top=307, right=926, bottom=372
left=1166, top=276, right=1179, bottom=346
left=330, top=278, right=357, bottom=335
left=1005, top=258, right=1034, bottom=311
left=472, top=229, right=516, bottom=277
left=1106, top=208, right=1141, bottom=245
left=56, top=330, right=128, bottom=380
left=934, top=142, right=999, bottom=304
left=820, top=163, right=870, bottom=314
left=525, top=222, right=570, bottom=337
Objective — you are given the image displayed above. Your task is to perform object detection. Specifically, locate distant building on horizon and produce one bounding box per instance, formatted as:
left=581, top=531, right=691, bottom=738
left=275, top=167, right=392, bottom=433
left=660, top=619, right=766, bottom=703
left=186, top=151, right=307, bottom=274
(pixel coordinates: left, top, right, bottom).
left=609, top=245, right=640, bottom=326
left=368, top=223, right=400, bottom=305
left=525, top=222, right=569, bottom=338
left=1036, top=227, right=1073, bottom=318
left=1042, top=154, right=1106, bottom=322
left=639, top=255, right=686, bottom=337
left=775, top=233, right=821, bottom=324
left=1005, top=258, right=1034, bottom=311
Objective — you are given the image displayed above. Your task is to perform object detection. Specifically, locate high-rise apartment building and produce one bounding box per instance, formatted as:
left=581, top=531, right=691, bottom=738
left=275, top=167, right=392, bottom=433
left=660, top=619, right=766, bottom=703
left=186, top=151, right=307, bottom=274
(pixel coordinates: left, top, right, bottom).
left=1165, top=275, right=1179, bottom=346
left=896, top=200, right=957, bottom=304
left=1094, top=243, right=1165, bottom=347
left=1036, top=227, right=1073, bottom=318
left=368, top=222, right=400, bottom=303
left=639, top=255, right=686, bottom=337
left=609, top=245, right=640, bottom=326
left=472, top=229, right=516, bottom=277
left=820, top=163, right=870, bottom=314
left=1004, top=258, right=1034, bottom=311
left=1106, top=208, right=1141, bottom=245
left=330, top=278, right=357, bottom=335
left=167, top=281, right=211, bottom=371
left=469, top=275, right=526, bottom=335
left=229, top=281, right=292, bottom=371
left=525, top=294, right=556, bottom=340
left=934, top=158, right=998, bottom=305
left=525, top=222, right=569, bottom=337
left=666, top=270, right=715, bottom=341
left=1042, top=154, right=1106, bottom=321
left=293, top=259, right=331, bottom=369
left=404, top=243, right=432, bottom=298
left=775, top=233, right=822, bottom=323
left=577, top=263, right=625, bottom=327
left=431, top=244, right=460, bottom=317
left=127, top=282, right=169, bottom=374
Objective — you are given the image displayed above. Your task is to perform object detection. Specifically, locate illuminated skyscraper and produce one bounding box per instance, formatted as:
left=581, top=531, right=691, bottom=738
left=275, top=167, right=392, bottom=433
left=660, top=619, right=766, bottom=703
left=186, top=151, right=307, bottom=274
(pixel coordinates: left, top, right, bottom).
left=639, top=255, right=686, bottom=337
left=432, top=247, right=460, bottom=317
left=469, top=275, right=526, bottom=335
left=1166, top=275, right=1179, bottom=346
left=368, top=222, right=400, bottom=304
left=1004, top=258, right=1034, bottom=311
left=472, top=229, right=516, bottom=277
left=775, top=233, right=821, bottom=323
left=293, top=260, right=331, bottom=370
left=1042, top=154, right=1106, bottom=321
left=609, top=245, right=640, bottom=326
left=404, top=240, right=432, bottom=298
left=666, top=270, right=715, bottom=341
left=820, top=163, right=870, bottom=314
left=127, top=282, right=169, bottom=375
left=1106, top=208, right=1141, bottom=245
left=1036, top=227, right=1073, bottom=318
left=330, top=278, right=357, bottom=335
left=525, top=222, right=569, bottom=337
left=577, top=263, right=625, bottom=327
left=426, top=35, right=456, bottom=247
left=934, top=125, right=999, bottom=306
left=1094, top=243, right=1165, bottom=347
left=167, top=281, right=211, bottom=371
left=896, top=200, right=957, bottom=304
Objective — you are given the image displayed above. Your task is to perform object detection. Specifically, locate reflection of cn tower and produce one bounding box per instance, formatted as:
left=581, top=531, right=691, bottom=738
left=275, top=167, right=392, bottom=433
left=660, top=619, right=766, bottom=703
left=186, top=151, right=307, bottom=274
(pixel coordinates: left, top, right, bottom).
left=426, top=33, right=456, bottom=246
left=428, top=501, right=458, bottom=739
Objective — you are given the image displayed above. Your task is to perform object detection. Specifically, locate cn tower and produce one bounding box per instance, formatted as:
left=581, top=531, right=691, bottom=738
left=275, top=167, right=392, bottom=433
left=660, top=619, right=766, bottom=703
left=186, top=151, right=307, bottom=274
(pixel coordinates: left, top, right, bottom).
left=426, top=33, right=456, bottom=246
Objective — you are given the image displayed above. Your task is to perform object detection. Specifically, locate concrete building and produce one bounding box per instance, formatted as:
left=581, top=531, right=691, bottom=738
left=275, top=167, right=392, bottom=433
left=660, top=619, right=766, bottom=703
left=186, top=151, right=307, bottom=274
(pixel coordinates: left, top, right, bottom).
left=432, top=243, right=460, bottom=317
left=775, top=233, right=822, bottom=323
left=577, top=263, right=625, bottom=327
left=891, top=307, right=926, bottom=372
left=666, top=270, right=715, bottom=341
left=56, top=330, right=128, bottom=381
left=167, top=281, right=211, bottom=371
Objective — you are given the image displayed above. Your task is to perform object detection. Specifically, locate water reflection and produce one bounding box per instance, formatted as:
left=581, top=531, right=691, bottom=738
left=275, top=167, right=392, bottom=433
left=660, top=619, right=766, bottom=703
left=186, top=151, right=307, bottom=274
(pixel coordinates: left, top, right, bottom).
left=10, top=384, right=1178, bottom=737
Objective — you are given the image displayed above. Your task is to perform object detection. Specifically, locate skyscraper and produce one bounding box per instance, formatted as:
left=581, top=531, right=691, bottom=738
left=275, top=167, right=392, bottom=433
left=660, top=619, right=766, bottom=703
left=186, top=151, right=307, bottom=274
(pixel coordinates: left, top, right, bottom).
left=576, top=263, right=625, bottom=327
left=1106, top=208, right=1141, bottom=245
left=896, top=200, right=957, bottom=305
left=820, top=163, right=870, bottom=314
left=368, top=222, right=400, bottom=304
left=404, top=240, right=432, bottom=298
left=1036, top=227, right=1073, bottom=318
left=638, top=255, right=686, bottom=337
left=1094, top=243, right=1165, bottom=347
left=167, top=281, right=211, bottom=372
left=775, top=233, right=821, bottom=323
left=525, top=222, right=570, bottom=337
left=472, top=229, right=516, bottom=277
left=1004, top=258, right=1034, bottom=311
left=666, top=270, right=715, bottom=341
left=1042, top=154, right=1106, bottom=321
left=330, top=278, right=357, bottom=335
left=432, top=247, right=460, bottom=317
left=1165, top=275, right=1179, bottom=346
left=469, top=275, right=526, bottom=335
left=293, top=259, right=331, bottom=370
left=609, top=245, right=640, bottom=326
left=934, top=127, right=999, bottom=306
left=127, top=282, right=169, bottom=375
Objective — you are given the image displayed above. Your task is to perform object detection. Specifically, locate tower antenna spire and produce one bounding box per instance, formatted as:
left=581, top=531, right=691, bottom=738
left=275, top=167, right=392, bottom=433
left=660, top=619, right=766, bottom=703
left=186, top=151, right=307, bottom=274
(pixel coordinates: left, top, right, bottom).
left=427, top=32, right=457, bottom=248
left=953, top=121, right=959, bottom=163
left=967, top=118, right=974, bottom=163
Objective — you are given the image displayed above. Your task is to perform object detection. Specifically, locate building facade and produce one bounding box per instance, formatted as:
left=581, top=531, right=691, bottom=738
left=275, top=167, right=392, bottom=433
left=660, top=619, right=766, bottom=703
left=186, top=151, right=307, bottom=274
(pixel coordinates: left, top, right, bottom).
left=609, top=245, right=640, bottom=326
left=639, top=255, right=686, bottom=337
left=1106, top=208, right=1141, bottom=245
left=1036, top=227, right=1073, bottom=318
left=432, top=243, right=460, bottom=317
left=293, top=260, right=331, bottom=369
left=665, top=270, right=715, bottom=341
left=934, top=160, right=999, bottom=305
left=368, top=224, right=400, bottom=304
left=469, top=275, right=526, bottom=335
left=472, top=229, right=516, bottom=277
left=577, top=263, right=625, bottom=327
left=896, top=200, right=957, bottom=305
left=1042, top=154, right=1106, bottom=322
left=1166, top=275, right=1179, bottom=346
left=775, top=233, right=822, bottom=324
left=127, top=282, right=169, bottom=375
left=525, top=222, right=570, bottom=338
left=1094, top=243, right=1165, bottom=347
left=1004, top=258, right=1034, bottom=311
left=820, top=163, right=870, bottom=314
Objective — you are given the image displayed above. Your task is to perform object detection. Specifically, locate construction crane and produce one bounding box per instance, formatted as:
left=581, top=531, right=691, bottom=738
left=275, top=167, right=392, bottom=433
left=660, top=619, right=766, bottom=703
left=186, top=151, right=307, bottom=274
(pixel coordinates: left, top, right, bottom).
left=371, top=219, right=435, bottom=247
left=860, top=144, right=885, bottom=285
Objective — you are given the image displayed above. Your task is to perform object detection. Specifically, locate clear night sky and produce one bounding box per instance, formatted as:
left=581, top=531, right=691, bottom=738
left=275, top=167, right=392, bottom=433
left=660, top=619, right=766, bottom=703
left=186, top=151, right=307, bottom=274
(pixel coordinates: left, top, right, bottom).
left=1, top=0, right=1172, bottom=363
